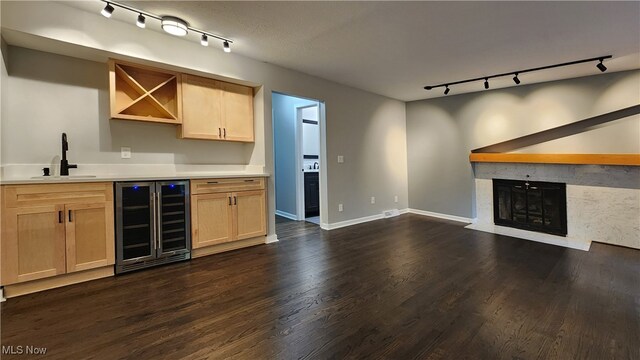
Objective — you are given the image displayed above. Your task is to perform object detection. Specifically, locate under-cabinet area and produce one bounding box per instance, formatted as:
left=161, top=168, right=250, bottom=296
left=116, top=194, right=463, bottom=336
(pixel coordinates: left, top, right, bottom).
left=0, top=176, right=268, bottom=298
left=109, top=59, right=255, bottom=142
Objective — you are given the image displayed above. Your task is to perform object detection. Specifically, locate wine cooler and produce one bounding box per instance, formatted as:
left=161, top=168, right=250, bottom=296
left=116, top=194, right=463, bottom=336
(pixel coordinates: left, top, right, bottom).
left=115, top=181, right=191, bottom=274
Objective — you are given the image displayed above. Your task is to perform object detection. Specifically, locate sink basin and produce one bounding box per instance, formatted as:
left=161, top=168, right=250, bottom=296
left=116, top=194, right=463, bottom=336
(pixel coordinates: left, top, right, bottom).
left=30, top=175, right=98, bottom=180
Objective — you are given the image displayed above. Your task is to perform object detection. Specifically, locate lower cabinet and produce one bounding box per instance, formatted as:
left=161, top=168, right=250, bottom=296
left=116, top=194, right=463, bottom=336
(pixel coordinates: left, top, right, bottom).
left=1, top=183, right=115, bottom=286
left=191, top=178, right=267, bottom=250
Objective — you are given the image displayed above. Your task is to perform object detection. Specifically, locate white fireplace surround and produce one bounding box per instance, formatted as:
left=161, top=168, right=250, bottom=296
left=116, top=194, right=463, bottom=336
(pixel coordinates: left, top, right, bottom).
left=466, top=163, right=640, bottom=251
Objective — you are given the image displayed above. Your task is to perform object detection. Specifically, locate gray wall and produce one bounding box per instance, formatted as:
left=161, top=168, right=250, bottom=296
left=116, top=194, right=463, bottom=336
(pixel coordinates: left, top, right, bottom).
left=406, top=70, right=640, bottom=218
left=272, top=92, right=317, bottom=217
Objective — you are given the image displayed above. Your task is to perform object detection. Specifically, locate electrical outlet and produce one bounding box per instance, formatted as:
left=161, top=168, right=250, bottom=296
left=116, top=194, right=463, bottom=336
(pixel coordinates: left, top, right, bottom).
left=394, top=195, right=398, bottom=203
left=121, top=147, right=131, bottom=159
left=371, top=197, right=375, bottom=204
left=338, top=203, right=343, bottom=212
left=337, top=155, right=344, bottom=163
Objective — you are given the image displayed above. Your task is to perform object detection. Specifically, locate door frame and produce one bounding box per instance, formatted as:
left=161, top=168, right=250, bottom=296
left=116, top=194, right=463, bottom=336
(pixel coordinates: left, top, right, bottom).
left=272, top=91, right=327, bottom=227
left=295, top=104, right=320, bottom=220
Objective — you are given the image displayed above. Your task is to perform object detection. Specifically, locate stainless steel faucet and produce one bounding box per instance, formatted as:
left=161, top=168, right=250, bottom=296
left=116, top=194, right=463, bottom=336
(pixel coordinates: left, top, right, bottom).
left=60, top=133, right=77, bottom=176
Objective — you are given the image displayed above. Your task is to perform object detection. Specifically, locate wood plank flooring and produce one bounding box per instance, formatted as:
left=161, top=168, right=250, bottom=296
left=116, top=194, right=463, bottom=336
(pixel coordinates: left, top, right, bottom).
left=1, top=214, right=638, bottom=359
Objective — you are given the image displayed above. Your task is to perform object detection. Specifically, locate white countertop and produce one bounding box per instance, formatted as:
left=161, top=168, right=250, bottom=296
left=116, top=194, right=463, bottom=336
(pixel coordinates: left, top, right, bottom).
left=0, top=172, right=270, bottom=185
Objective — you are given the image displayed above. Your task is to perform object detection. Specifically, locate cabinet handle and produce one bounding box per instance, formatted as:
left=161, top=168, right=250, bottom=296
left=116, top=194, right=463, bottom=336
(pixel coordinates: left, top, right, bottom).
left=207, top=181, right=219, bottom=184
left=233, top=196, right=237, bottom=205
left=228, top=196, right=232, bottom=206
left=514, top=186, right=523, bottom=189
left=244, top=179, right=255, bottom=182
left=68, top=210, right=73, bottom=222
left=530, top=186, right=538, bottom=190
left=223, top=128, right=226, bottom=138
left=58, top=211, right=63, bottom=223
left=218, top=128, right=222, bottom=137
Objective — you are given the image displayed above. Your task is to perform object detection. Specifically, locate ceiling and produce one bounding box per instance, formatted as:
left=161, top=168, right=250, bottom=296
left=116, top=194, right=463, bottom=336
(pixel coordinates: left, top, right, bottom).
left=61, top=1, right=640, bottom=101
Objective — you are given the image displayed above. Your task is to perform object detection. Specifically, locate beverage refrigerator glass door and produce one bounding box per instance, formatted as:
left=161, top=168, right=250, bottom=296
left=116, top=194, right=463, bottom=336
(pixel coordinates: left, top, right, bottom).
left=115, top=180, right=191, bottom=274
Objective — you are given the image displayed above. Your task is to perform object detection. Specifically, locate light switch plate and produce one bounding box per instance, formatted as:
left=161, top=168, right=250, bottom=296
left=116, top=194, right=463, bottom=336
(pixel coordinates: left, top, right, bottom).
left=394, top=195, right=398, bottom=203
left=371, top=197, right=375, bottom=204
left=121, top=147, right=131, bottom=159
left=337, top=155, right=344, bottom=163
left=338, top=204, right=343, bottom=212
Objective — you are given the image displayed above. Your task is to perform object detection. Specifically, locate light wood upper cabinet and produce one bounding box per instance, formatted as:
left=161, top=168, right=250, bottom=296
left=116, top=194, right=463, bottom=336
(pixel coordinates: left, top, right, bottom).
left=179, top=74, right=223, bottom=140
left=1, top=205, right=66, bottom=285
left=109, top=59, right=182, bottom=124
left=65, top=202, right=115, bottom=273
left=1, top=183, right=115, bottom=286
left=221, top=82, right=254, bottom=142
left=179, top=74, right=254, bottom=142
left=233, top=190, right=266, bottom=240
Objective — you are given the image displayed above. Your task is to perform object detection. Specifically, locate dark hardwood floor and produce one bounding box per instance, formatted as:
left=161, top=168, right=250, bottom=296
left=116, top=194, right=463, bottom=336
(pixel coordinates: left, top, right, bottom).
left=2, top=214, right=639, bottom=359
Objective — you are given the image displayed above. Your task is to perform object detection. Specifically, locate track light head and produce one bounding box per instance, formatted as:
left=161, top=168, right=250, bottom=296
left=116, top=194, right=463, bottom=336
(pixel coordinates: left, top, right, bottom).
left=223, top=41, right=231, bottom=53
left=596, top=59, right=607, bottom=72
left=513, top=73, right=521, bottom=85
left=101, top=3, right=114, bottom=18
left=444, top=86, right=450, bottom=95
left=484, top=78, right=489, bottom=89
left=136, top=14, right=146, bottom=28
left=201, top=34, right=209, bottom=47
left=424, top=86, right=433, bottom=90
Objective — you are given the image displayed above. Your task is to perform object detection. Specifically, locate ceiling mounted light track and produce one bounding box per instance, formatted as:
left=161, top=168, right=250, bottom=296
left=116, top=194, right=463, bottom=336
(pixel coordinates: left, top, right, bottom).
left=424, top=55, right=612, bottom=95
left=98, top=0, right=233, bottom=52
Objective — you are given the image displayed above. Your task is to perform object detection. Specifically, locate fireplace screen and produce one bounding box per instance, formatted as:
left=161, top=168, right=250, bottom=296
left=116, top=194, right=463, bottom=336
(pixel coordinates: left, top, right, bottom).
left=493, top=179, right=567, bottom=236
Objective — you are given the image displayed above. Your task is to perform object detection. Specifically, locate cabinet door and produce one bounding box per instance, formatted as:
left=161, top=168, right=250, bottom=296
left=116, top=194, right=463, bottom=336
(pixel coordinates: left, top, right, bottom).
left=1, top=205, right=66, bottom=285
left=233, top=190, right=266, bottom=241
left=180, top=74, right=223, bottom=140
left=192, top=193, right=233, bottom=248
left=65, top=202, right=115, bottom=273
left=221, top=82, right=254, bottom=142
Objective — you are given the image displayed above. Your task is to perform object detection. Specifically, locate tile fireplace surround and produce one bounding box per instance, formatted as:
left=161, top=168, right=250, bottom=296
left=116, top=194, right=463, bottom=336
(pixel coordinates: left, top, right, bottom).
left=466, top=162, right=640, bottom=250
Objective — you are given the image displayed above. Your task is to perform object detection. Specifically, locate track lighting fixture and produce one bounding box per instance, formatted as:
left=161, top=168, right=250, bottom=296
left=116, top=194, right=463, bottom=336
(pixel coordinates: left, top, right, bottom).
left=98, top=0, right=233, bottom=53
left=424, top=55, right=613, bottom=95
left=101, top=3, right=114, bottom=18
left=136, top=14, right=145, bottom=28
left=596, top=59, right=607, bottom=72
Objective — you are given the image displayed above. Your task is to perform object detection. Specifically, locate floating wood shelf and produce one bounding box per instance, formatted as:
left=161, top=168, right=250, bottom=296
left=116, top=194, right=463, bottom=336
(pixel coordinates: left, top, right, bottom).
left=469, top=153, right=640, bottom=166
left=109, top=60, right=181, bottom=124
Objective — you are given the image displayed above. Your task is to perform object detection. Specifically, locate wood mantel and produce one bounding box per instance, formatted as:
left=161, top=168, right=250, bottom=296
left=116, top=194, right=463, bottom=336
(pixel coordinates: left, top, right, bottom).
left=469, top=153, right=640, bottom=166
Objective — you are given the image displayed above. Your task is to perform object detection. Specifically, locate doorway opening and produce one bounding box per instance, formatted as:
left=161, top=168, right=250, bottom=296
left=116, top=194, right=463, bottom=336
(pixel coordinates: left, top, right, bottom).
left=272, top=92, right=326, bottom=234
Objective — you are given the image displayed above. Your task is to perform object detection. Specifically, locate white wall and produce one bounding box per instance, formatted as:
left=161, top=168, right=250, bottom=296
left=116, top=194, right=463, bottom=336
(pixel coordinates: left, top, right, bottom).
left=273, top=93, right=317, bottom=218
left=406, top=70, right=640, bottom=218
left=0, top=1, right=409, bottom=233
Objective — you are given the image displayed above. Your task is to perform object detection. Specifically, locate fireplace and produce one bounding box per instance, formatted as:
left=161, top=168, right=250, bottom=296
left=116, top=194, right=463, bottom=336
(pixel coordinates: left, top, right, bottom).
left=493, top=179, right=567, bottom=236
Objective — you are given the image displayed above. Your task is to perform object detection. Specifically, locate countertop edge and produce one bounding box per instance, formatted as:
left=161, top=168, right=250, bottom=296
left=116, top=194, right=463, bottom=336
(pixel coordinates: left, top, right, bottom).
left=0, top=173, right=270, bottom=185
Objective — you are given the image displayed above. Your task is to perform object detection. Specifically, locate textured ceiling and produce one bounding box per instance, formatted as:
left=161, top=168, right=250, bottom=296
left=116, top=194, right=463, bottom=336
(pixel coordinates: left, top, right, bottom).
left=62, top=1, right=640, bottom=101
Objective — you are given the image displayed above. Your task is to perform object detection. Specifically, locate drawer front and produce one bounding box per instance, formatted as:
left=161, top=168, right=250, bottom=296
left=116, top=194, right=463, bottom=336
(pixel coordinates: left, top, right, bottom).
left=3, top=183, right=113, bottom=208
left=191, top=178, right=265, bottom=194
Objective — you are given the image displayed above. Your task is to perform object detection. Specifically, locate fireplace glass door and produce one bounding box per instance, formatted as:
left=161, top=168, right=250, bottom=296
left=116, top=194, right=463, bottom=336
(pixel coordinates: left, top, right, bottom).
left=493, top=179, right=567, bottom=236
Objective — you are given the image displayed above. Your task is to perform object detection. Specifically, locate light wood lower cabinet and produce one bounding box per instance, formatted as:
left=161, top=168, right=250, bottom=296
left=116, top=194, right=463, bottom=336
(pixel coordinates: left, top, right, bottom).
left=191, top=178, right=266, bottom=251
left=1, top=183, right=115, bottom=286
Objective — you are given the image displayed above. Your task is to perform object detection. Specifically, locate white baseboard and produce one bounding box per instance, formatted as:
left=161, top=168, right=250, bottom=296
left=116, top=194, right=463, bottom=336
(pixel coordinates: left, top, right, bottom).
left=265, top=234, right=279, bottom=243
left=408, top=208, right=473, bottom=224
left=465, top=222, right=591, bottom=251
left=275, top=210, right=298, bottom=221
left=320, top=209, right=410, bottom=231
left=322, top=213, right=384, bottom=230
